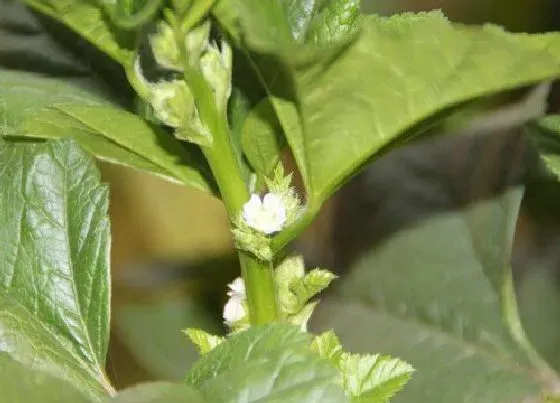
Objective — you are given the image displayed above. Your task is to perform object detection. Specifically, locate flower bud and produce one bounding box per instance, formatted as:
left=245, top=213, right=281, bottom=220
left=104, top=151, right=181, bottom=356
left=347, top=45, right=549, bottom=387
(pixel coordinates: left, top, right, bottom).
left=150, top=80, right=195, bottom=128
left=200, top=40, right=232, bottom=112
left=150, top=21, right=181, bottom=71
left=185, top=21, right=210, bottom=66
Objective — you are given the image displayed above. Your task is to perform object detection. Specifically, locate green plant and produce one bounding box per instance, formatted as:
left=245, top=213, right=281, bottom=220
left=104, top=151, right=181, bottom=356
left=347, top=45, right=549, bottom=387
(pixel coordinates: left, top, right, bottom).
left=3, top=0, right=560, bottom=401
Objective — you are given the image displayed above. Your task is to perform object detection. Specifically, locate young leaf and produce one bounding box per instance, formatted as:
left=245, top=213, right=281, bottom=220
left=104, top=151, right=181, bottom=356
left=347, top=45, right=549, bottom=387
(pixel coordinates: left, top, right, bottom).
left=259, top=12, right=560, bottom=227
left=186, top=324, right=349, bottom=402
left=311, top=330, right=344, bottom=366
left=21, top=0, right=134, bottom=65
left=109, top=381, right=208, bottom=403
left=340, top=353, right=414, bottom=402
left=0, top=138, right=113, bottom=400
left=0, top=354, right=91, bottom=402
left=312, top=188, right=557, bottom=402
left=184, top=328, right=225, bottom=355
left=0, top=69, right=214, bottom=193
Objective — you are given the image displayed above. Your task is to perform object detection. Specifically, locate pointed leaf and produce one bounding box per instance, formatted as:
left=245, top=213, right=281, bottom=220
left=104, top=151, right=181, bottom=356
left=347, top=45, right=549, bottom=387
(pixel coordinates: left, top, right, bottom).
left=311, top=330, right=344, bottom=366
left=184, top=328, right=225, bottom=355
left=341, top=353, right=414, bottom=402
left=186, top=324, right=349, bottom=402
left=0, top=69, right=213, bottom=193
left=312, top=188, right=556, bottom=402
left=0, top=353, right=91, bottom=402
left=0, top=138, right=113, bottom=400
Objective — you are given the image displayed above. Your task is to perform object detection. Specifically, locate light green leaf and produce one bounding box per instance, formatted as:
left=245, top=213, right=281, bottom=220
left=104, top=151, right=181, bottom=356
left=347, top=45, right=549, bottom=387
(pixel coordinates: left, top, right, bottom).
left=184, top=328, right=225, bottom=355
left=305, top=0, right=361, bottom=44
left=312, top=188, right=557, bottom=402
left=213, top=0, right=360, bottom=59
left=311, top=330, right=344, bottom=366
left=302, top=268, right=337, bottom=300
left=22, top=0, right=134, bottom=64
left=109, top=381, right=208, bottom=403
left=341, top=353, right=414, bottom=402
left=526, top=115, right=560, bottom=180
left=264, top=12, right=560, bottom=214
left=0, top=139, right=113, bottom=400
left=186, top=324, right=349, bottom=402
left=0, top=69, right=214, bottom=193
left=0, top=353, right=92, bottom=402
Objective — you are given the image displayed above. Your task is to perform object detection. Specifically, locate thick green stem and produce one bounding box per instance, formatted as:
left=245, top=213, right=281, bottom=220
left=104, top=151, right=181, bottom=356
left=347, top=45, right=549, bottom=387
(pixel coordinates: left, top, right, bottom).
left=202, top=122, right=279, bottom=324
left=172, top=20, right=279, bottom=324
left=186, top=66, right=279, bottom=324
left=239, top=252, right=279, bottom=324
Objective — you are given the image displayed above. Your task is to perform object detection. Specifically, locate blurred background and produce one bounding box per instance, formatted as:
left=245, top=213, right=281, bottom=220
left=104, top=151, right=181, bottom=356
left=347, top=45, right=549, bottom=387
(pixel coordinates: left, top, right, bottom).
left=3, top=0, right=560, bottom=390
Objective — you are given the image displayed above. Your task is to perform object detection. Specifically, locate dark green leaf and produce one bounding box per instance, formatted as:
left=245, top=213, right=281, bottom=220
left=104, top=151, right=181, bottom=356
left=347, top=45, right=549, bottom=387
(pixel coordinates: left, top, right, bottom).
left=186, top=324, right=349, bottom=402
left=109, top=381, right=208, bottom=403
left=312, top=188, right=557, bottom=402
left=0, top=139, right=113, bottom=400
left=241, top=98, right=285, bottom=178
left=22, top=0, right=135, bottom=65
left=262, top=12, right=560, bottom=211
left=0, top=353, right=92, bottom=402
left=0, top=69, right=214, bottom=193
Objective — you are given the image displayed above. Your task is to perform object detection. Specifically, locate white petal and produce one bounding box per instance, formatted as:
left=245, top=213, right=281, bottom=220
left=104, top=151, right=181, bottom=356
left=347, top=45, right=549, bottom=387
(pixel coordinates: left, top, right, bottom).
left=227, top=277, right=245, bottom=297
left=242, top=192, right=287, bottom=235
left=223, top=295, right=246, bottom=325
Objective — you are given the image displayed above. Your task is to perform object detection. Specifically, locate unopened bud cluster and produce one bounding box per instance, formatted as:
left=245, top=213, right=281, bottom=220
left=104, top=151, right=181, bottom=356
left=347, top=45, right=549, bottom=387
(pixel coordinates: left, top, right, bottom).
left=132, top=6, right=232, bottom=147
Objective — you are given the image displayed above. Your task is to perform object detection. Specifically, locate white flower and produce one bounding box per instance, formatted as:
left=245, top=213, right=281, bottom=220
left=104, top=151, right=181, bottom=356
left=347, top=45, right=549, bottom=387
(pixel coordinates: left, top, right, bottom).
left=223, top=295, right=246, bottom=325
left=242, top=193, right=287, bottom=235
left=223, top=277, right=247, bottom=327
left=227, top=277, right=245, bottom=298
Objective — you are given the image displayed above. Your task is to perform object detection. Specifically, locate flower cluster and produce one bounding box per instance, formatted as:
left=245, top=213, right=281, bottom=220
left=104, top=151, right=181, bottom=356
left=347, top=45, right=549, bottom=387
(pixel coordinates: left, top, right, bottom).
left=222, top=277, right=249, bottom=330
left=232, top=164, right=302, bottom=261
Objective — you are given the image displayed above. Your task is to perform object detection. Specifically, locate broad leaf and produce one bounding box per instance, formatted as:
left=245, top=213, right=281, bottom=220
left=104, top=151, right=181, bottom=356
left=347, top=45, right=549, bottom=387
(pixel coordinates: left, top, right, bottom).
left=186, top=324, right=349, bottom=402
left=255, top=12, right=560, bottom=214
left=526, top=115, right=560, bottom=180
left=0, top=139, right=113, bottom=400
left=109, top=381, right=208, bottom=403
left=0, top=353, right=91, bottom=402
left=311, top=188, right=557, bottom=402
left=21, top=0, right=134, bottom=65
left=213, top=0, right=360, bottom=59
left=0, top=69, right=213, bottom=193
